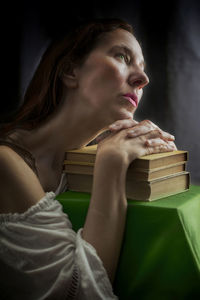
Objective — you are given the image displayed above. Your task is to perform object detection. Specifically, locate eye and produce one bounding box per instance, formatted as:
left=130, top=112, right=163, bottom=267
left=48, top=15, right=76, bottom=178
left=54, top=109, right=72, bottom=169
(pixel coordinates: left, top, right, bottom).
left=116, top=53, right=130, bottom=64
left=118, top=53, right=125, bottom=60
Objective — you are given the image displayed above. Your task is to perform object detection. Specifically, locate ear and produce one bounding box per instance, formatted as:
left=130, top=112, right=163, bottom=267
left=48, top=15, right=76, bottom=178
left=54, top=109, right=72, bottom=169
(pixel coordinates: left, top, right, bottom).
left=61, top=68, right=79, bottom=89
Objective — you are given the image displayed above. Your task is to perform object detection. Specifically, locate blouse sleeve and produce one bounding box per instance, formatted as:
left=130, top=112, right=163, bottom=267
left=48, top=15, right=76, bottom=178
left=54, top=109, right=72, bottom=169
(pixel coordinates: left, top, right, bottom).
left=0, top=192, right=117, bottom=300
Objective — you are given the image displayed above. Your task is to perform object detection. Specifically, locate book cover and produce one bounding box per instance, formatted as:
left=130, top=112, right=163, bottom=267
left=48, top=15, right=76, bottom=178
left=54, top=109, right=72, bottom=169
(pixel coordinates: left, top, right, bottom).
left=63, top=160, right=187, bottom=181
left=65, top=145, right=188, bottom=170
left=66, top=171, right=190, bottom=201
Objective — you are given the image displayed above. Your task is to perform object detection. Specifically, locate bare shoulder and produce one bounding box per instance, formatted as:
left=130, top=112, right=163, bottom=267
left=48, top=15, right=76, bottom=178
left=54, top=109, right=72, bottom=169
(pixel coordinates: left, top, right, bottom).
left=0, top=146, right=45, bottom=214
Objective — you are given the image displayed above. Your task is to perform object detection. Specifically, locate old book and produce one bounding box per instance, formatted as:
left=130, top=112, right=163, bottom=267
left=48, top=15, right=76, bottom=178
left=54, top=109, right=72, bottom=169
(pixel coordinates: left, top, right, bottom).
left=64, top=145, right=188, bottom=170
left=64, top=161, right=95, bottom=175
left=64, top=145, right=189, bottom=201
left=64, top=146, right=188, bottom=180
left=131, top=151, right=188, bottom=170
left=63, top=160, right=187, bottom=180
left=65, top=145, right=97, bottom=163
left=126, top=172, right=190, bottom=200
left=127, top=161, right=187, bottom=181
left=66, top=171, right=190, bottom=201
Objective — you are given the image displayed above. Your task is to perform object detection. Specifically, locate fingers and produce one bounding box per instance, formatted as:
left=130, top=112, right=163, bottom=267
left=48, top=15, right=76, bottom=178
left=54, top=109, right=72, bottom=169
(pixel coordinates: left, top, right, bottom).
left=145, top=138, right=177, bottom=150
left=109, top=119, right=175, bottom=143
left=127, top=128, right=174, bottom=142
left=143, top=120, right=175, bottom=141
left=145, top=143, right=175, bottom=155
left=109, top=119, right=138, bottom=132
left=126, top=127, right=177, bottom=156
left=167, top=140, right=177, bottom=150
left=145, top=138, right=177, bottom=155
left=126, top=120, right=175, bottom=141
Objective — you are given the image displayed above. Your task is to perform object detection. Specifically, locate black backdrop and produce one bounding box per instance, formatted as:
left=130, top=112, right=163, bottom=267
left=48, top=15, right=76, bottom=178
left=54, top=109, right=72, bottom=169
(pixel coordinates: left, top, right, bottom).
left=2, top=0, right=200, bottom=184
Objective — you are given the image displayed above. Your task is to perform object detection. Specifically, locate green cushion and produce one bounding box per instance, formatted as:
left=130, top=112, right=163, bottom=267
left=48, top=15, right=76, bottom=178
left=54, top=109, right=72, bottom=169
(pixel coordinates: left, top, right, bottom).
left=56, top=185, right=200, bottom=299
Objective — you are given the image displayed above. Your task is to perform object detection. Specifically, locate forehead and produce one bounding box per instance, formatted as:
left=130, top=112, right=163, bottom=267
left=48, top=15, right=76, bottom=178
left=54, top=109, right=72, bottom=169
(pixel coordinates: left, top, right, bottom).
left=96, top=28, right=144, bottom=60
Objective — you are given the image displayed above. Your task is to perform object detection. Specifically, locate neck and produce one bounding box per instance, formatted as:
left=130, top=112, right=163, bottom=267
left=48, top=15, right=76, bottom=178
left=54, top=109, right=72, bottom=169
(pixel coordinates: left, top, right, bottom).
left=14, top=96, right=110, bottom=171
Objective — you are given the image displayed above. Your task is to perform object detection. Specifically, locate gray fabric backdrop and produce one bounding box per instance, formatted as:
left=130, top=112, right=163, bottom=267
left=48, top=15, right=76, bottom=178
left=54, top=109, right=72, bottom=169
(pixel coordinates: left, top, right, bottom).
left=2, top=0, right=200, bottom=184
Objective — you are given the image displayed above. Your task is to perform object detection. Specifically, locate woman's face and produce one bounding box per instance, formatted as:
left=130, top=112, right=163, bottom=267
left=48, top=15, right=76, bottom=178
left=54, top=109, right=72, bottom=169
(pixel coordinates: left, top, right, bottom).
left=72, top=28, right=149, bottom=124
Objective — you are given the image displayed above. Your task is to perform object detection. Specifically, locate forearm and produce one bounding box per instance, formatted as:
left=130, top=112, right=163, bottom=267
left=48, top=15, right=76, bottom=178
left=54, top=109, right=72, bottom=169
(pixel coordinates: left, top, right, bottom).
left=82, top=119, right=176, bottom=282
left=82, top=154, right=128, bottom=283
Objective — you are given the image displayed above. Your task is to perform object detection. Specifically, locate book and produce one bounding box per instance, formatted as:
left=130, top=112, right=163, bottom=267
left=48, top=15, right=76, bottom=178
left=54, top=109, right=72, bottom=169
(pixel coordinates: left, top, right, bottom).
left=64, top=145, right=188, bottom=180
left=64, top=161, right=94, bottom=175
left=130, top=151, right=188, bottom=170
left=65, top=172, right=190, bottom=201
left=63, top=160, right=187, bottom=181
left=127, top=161, right=187, bottom=181
left=65, top=145, right=97, bottom=163
left=64, top=145, right=188, bottom=168
left=126, top=172, right=190, bottom=200
left=64, top=145, right=189, bottom=201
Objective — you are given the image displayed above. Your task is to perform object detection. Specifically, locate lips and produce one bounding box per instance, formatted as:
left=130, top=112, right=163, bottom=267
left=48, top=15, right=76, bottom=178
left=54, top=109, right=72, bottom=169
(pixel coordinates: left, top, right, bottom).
left=123, top=93, right=138, bottom=107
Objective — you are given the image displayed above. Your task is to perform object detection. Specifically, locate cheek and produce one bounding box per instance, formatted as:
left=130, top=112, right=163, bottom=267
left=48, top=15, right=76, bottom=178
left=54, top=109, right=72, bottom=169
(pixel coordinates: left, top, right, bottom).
left=80, top=59, right=126, bottom=95
left=100, top=62, right=126, bottom=89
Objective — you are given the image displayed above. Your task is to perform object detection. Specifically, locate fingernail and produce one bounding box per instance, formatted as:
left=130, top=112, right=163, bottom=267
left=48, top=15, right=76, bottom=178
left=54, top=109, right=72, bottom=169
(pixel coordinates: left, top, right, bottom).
left=147, top=140, right=152, bottom=146
left=109, top=124, right=121, bottom=129
left=127, top=130, right=135, bottom=135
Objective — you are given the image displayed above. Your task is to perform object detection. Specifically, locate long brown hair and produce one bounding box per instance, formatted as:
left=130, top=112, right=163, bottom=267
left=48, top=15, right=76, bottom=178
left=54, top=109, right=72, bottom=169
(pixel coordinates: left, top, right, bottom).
left=1, top=18, right=133, bottom=136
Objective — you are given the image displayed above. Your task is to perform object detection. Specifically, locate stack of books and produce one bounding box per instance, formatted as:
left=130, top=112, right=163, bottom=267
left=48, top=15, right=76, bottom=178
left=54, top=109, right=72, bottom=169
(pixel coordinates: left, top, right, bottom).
left=63, top=145, right=190, bottom=201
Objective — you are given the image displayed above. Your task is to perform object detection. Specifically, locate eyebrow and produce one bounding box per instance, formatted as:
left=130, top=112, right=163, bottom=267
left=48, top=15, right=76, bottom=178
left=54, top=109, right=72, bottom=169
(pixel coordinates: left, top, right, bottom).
left=109, top=44, right=146, bottom=69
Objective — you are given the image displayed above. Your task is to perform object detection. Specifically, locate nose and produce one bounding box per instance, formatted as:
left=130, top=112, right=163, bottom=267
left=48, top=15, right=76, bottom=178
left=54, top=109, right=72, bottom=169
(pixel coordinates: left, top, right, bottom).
left=128, top=69, right=149, bottom=89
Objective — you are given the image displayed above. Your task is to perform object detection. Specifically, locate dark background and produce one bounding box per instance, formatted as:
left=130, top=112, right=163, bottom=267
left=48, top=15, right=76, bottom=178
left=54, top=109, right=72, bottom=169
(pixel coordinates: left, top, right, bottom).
left=2, top=0, right=200, bottom=184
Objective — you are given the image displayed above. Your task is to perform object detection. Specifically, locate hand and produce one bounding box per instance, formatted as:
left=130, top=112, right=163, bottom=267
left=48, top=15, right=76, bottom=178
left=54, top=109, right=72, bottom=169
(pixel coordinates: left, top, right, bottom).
left=96, top=119, right=138, bottom=143
left=125, top=119, right=177, bottom=151
left=109, top=119, right=177, bottom=150
left=109, top=119, right=174, bottom=140
left=109, top=119, right=138, bottom=131
left=97, top=119, right=177, bottom=170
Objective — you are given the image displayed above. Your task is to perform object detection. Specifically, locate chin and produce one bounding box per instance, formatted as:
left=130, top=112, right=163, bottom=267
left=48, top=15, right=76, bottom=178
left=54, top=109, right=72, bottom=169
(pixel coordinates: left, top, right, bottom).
left=117, top=108, right=135, bottom=120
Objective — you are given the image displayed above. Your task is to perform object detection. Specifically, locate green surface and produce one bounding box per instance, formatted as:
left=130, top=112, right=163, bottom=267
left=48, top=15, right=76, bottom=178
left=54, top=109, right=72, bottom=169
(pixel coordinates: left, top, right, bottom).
left=56, top=185, right=200, bottom=299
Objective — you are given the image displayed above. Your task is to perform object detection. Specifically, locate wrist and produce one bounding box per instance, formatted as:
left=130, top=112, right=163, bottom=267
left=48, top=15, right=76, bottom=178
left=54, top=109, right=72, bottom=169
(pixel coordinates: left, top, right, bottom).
left=92, top=152, right=128, bottom=203
left=96, top=145, right=130, bottom=171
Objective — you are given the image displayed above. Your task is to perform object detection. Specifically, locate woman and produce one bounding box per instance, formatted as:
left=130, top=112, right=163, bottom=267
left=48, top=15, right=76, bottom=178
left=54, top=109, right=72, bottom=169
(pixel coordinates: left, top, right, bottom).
left=0, top=18, right=176, bottom=299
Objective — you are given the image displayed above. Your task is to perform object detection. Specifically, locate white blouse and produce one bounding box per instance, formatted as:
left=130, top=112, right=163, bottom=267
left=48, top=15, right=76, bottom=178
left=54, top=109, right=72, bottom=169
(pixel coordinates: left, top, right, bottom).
left=0, top=174, right=117, bottom=299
